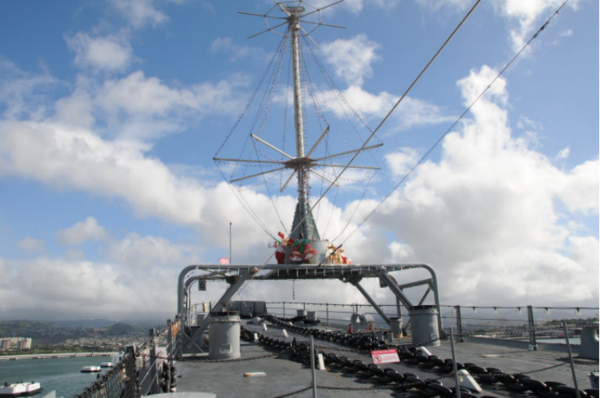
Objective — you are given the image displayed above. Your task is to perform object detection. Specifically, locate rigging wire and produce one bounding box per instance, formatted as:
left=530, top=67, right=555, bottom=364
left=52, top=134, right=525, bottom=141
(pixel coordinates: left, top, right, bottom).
left=251, top=25, right=292, bottom=235
left=211, top=0, right=569, bottom=309
left=276, top=0, right=482, bottom=244
left=235, top=0, right=482, bottom=253
left=213, top=33, right=291, bottom=242
left=214, top=32, right=287, bottom=160
left=302, top=34, right=381, bottom=149
left=298, top=35, right=382, bottom=237
left=216, top=166, right=277, bottom=241
left=298, top=34, right=328, bottom=223
left=337, top=0, right=570, bottom=246
left=307, top=0, right=482, bottom=216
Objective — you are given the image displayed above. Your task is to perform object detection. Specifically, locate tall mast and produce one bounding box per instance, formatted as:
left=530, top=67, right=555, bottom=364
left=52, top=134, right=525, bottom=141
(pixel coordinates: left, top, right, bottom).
left=216, top=1, right=382, bottom=246
left=287, top=6, right=318, bottom=241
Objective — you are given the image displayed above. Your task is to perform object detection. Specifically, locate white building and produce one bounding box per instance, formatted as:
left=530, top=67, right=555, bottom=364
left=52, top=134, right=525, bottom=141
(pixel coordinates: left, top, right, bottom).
left=0, top=337, right=32, bottom=350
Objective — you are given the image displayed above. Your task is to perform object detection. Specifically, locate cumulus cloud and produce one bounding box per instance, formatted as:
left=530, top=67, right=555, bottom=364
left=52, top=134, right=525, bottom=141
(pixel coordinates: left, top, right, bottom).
left=321, top=35, right=380, bottom=87
left=495, top=0, right=579, bottom=51
left=68, top=33, right=134, bottom=72
left=556, top=159, right=599, bottom=215
left=94, top=71, right=244, bottom=141
left=18, top=238, right=45, bottom=253
left=321, top=0, right=401, bottom=14
left=320, top=85, right=451, bottom=131
left=17, top=68, right=246, bottom=142
left=0, top=256, right=179, bottom=321
left=0, top=120, right=206, bottom=224
left=56, top=217, right=108, bottom=246
left=0, top=0, right=595, bottom=321
left=414, top=0, right=473, bottom=12
left=210, top=38, right=265, bottom=62
left=108, top=0, right=168, bottom=29
left=1, top=59, right=596, bottom=317
left=385, top=147, right=421, bottom=177
left=0, top=59, right=58, bottom=121
left=366, top=65, right=598, bottom=306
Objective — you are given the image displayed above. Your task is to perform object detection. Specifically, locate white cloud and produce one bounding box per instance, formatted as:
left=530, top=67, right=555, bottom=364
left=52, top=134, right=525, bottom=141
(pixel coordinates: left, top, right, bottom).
left=18, top=238, right=45, bottom=253
left=321, top=35, right=380, bottom=87
left=0, top=231, right=204, bottom=320
left=556, top=159, right=599, bottom=215
left=108, top=0, right=168, bottom=29
left=56, top=217, right=108, bottom=246
left=0, top=256, right=177, bottom=321
left=94, top=71, right=244, bottom=141
left=53, top=81, right=96, bottom=129
left=0, top=120, right=207, bottom=225
left=560, top=29, right=574, bottom=37
left=104, top=233, right=201, bottom=270
left=414, top=0, right=473, bottom=12
left=320, top=0, right=401, bottom=14
left=496, top=0, right=579, bottom=51
left=366, top=64, right=598, bottom=306
left=210, top=38, right=264, bottom=61
left=0, top=59, right=58, bottom=121
left=556, top=147, right=570, bottom=160
left=0, top=56, right=596, bottom=319
left=385, top=147, right=420, bottom=177
left=68, top=33, right=134, bottom=72
left=328, top=86, right=451, bottom=131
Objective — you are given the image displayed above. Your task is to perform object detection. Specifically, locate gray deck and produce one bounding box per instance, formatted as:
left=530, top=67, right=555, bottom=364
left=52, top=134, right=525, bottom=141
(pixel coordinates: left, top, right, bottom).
left=174, top=321, right=597, bottom=398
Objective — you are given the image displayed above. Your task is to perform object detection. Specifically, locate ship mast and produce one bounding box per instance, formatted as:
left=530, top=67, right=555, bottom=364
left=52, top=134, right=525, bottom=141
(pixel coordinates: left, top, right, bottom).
left=288, top=5, right=319, bottom=241
left=214, top=0, right=382, bottom=247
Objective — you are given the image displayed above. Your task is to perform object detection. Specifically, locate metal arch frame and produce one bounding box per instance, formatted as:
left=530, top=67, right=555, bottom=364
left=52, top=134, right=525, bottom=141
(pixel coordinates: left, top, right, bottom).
left=176, top=263, right=442, bottom=355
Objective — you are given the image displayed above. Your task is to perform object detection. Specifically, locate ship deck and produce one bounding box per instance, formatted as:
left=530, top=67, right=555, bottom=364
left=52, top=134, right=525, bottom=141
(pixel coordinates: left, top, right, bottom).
left=174, top=321, right=597, bottom=398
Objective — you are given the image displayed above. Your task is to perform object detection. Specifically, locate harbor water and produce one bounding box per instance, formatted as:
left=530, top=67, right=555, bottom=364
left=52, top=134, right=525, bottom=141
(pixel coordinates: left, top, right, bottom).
left=0, top=356, right=109, bottom=398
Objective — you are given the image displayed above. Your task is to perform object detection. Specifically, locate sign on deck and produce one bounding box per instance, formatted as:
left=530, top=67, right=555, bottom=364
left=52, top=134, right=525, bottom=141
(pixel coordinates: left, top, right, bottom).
left=371, top=349, right=400, bottom=364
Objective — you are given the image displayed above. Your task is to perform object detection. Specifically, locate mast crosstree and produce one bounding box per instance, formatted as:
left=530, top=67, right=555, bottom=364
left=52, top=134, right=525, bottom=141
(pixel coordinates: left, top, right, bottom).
left=214, top=0, right=381, bottom=243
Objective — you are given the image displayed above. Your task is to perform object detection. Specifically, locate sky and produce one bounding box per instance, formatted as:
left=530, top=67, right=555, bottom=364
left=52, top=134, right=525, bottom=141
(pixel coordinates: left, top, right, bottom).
left=0, top=0, right=597, bottom=322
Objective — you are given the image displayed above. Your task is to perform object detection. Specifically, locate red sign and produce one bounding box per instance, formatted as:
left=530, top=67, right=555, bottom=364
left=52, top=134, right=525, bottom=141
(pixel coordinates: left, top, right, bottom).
left=218, top=257, right=229, bottom=265
left=371, top=349, right=400, bottom=364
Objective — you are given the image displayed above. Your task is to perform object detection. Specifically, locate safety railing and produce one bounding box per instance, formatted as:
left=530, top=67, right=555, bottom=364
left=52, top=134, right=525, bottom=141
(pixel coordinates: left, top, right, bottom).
left=74, top=319, right=179, bottom=398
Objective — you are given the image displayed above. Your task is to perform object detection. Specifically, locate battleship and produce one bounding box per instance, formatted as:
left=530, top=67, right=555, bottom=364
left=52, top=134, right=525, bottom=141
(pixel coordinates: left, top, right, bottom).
left=73, top=1, right=598, bottom=397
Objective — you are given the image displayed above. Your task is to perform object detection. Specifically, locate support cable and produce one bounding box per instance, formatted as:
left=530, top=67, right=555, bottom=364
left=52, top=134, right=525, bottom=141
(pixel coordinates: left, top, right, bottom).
left=338, top=0, right=568, bottom=245
left=308, top=0, right=483, bottom=215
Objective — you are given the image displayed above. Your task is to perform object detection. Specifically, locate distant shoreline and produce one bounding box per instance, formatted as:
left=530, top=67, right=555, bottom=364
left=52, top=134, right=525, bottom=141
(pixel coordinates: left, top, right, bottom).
left=0, top=352, right=116, bottom=361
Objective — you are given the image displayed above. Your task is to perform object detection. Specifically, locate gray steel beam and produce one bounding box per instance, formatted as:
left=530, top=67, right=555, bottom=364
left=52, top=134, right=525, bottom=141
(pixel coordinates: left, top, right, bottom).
left=184, top=269, right=253, bottom=353
left=417, top=286, right=432, bottom=306
left=375, top=269, right=414, bottom=308
left=398, top=278, right=432, bottom=290
left=350, top=278, right=390, bottom=324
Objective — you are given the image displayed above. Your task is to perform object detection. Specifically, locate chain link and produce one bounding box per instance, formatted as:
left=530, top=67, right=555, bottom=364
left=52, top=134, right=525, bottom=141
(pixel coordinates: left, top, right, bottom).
left=272, top=386, right=312, bottom=398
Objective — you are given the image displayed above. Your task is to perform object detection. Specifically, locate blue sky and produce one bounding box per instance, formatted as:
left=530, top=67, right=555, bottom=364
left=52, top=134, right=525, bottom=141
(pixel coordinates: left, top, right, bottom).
left=0, top=0, right=597, bottom=321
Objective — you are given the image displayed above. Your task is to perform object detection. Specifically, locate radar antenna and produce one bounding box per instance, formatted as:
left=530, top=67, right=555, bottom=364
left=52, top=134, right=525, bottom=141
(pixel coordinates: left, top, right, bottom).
left=215, top=0, right=381, bottom=243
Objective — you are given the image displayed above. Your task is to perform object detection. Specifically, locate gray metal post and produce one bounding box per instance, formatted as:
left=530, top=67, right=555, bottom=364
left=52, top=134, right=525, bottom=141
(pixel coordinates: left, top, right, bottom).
left=283, top=302, right=286, bottom=318
left=455, top=305, right=464, bottom=342
left=185, top=270, right=253, bottom=352
left=174, top=315, right=181, bottom=358
left=326, top=303, right=330, bottom=326
left=563, top=320, right=581, bottom=398
left=351, top=279, right=391, bottom=324
left=310, top=335, right=318, bottom=398
left=167, top=319, right=173, bottom=368
left=527, top=305, right=538, bottom=350
left=149, top=329, right=160, bottom=395
left=449, top=328, right=461, bottom=398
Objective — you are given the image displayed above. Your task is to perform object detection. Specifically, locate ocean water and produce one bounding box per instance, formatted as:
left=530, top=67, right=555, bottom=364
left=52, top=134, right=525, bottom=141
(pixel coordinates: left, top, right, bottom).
left=0, top=356, right=110, bottom=398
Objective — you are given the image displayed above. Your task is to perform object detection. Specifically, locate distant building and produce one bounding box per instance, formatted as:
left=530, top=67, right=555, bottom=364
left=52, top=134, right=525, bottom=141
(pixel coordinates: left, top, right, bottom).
left=0, top=337, right=32, bottom=350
